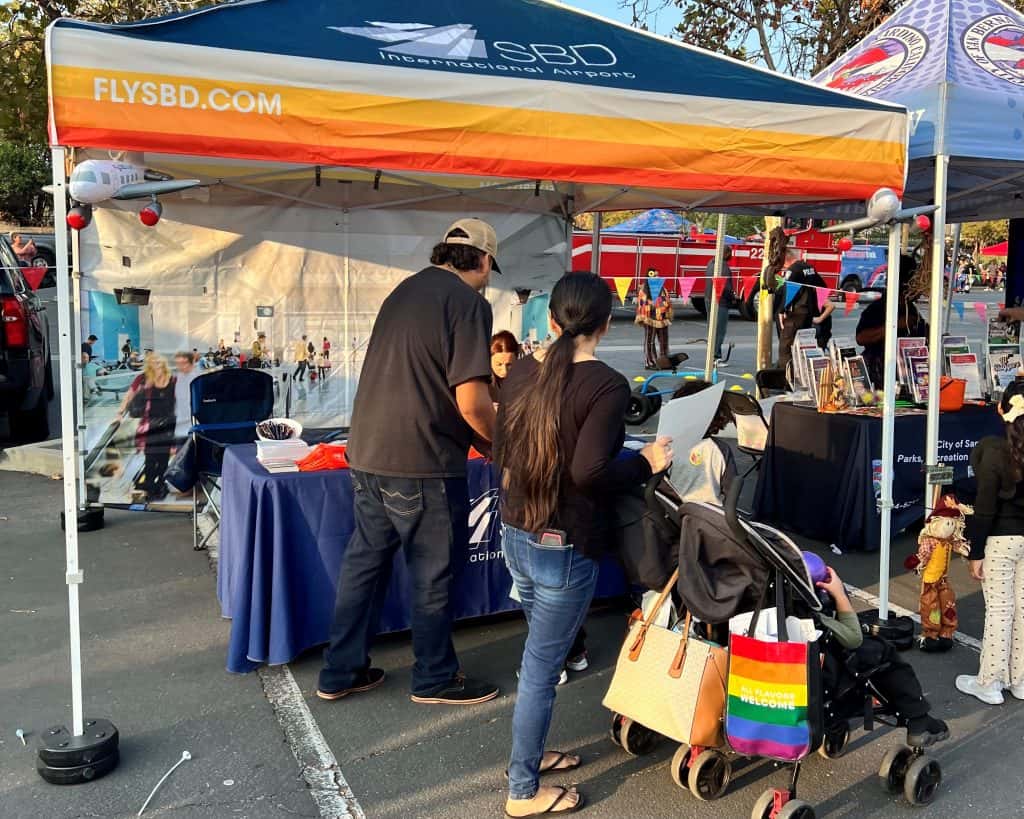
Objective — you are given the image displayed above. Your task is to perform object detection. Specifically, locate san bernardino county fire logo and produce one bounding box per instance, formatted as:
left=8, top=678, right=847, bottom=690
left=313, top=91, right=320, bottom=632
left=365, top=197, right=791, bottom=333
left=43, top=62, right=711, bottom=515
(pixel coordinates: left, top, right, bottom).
left=963, top=15, right=1024, bottom=87
left=824, top=26, right=928, bottom=95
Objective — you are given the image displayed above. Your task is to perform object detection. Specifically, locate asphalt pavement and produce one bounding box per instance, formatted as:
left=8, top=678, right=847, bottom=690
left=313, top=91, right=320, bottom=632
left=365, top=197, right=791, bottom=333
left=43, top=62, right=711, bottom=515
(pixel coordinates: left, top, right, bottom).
left=2, top=288, right=1021, bottom=819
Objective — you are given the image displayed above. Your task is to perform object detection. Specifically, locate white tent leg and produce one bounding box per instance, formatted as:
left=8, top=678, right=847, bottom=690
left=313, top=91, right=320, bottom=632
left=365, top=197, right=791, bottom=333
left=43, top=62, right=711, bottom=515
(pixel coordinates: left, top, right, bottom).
left=924, top=156, right=949, bottom=517
left=944, top=224, right=962, bottom=333
left=704, top=214, right=727, bottom=381
left=878, top=224, right=903, bottom=620
left=342, top=207, right=351, bottom=424
left=70, top=212, right=87, bottom=501
left=51, top=146, right=84, bottom=737
left=591, top=213, right=602, bottom=278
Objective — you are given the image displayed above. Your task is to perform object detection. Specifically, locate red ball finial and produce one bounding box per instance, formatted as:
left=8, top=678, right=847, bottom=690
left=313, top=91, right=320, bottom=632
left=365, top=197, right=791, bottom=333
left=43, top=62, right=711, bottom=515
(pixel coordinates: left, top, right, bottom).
left=837, top=236, right=853, bottom=252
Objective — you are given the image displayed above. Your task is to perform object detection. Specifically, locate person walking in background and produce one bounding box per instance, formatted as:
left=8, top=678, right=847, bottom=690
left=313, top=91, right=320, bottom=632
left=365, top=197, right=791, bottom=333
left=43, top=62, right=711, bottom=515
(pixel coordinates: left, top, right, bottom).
left=82, top=334, right=98, bottom=360
left=172, top=352, right=201, bottom=441
left=775, top=249, right=834, bottom=372
left=322, top=336, right=331, bottom=357
left=124, top=354, right=177, bottom=502
left=704, top=246, right=734, bottom=363
left=318, top=350, right=330, bottom=381
left=635, top=267, right=673, bottom=370
left=489, top=330, right=521, bottom=403
left=318, top=218, right=500, bottom=707
left=497, top=272, right=672, bottom=817
left=956, top=380, right=1024, bottom=705
left=293, top=334, right=309, bottom=381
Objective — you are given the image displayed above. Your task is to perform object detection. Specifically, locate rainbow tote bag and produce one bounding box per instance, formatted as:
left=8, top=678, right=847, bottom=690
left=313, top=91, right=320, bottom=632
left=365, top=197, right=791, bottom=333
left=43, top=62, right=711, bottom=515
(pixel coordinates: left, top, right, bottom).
left=725, top=581, right=822, bottom=762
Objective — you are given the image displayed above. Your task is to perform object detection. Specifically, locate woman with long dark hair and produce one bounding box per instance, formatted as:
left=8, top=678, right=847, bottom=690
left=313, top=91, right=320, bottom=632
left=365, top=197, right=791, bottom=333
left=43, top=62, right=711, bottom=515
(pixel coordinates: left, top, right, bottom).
left=957, top=378, right=1024, bottom=705
left=496, top=272, right=672, bottom=816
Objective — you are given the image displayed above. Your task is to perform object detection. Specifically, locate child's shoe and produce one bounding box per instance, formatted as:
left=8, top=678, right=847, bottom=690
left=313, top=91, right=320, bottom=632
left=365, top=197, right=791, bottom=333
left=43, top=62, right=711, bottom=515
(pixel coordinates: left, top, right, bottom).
left=1008, top=681, right=1024, bottom=700
left=566, top=651, right=589, bottom=673
left=906, top=716, right=950, bottom=747
left=956, top=674, right=1004, bottom=705
left=917, top=636, right=954, bottom=653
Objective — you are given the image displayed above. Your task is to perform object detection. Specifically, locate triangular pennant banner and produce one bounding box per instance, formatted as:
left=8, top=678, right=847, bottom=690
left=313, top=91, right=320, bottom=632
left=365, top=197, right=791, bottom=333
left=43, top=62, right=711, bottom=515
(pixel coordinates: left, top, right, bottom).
left=713, top=278, right=728, bottom=301
left=613, top=277, right=632, bottom=305
left=677, top=277, right=696, bottom=302
left=784, top=281, right=800, bottom=308
left=816, top=287, right=831, bottom=311
left=741, top=276, right=758, bottom=299
left=844, top=290, right=858, bottom=316
left=22, top=266, right=46, bottom=291
left=647, top=277, right=665, bottom=302
left=973, top=302, right=988, bottom=323
left=953, top=301, right=964, bottom=320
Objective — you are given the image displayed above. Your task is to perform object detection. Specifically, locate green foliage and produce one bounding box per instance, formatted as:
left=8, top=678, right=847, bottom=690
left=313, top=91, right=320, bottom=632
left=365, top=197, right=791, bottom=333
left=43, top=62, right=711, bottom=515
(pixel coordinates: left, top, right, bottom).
left=960, top=220, right=1008, bottom=251
left=0, top=140, right=50, bottom=224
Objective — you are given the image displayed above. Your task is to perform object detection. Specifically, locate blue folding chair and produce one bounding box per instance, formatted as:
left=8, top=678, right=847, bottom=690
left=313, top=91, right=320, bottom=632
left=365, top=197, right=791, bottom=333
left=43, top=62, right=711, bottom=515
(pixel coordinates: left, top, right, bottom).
left=190, top=369, right=275, bottom=551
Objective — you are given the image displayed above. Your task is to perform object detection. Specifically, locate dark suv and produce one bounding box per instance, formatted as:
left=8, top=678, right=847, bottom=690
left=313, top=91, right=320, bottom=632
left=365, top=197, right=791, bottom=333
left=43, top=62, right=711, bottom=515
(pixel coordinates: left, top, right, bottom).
left=0, top=237, right=52, bottom=441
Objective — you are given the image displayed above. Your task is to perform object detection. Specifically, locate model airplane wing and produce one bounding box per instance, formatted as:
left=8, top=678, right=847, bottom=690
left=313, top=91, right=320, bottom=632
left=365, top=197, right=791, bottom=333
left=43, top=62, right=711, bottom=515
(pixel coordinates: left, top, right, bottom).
left=112, top=179, right=203, bottom=200
left=821, top=217, right=882, bottom=233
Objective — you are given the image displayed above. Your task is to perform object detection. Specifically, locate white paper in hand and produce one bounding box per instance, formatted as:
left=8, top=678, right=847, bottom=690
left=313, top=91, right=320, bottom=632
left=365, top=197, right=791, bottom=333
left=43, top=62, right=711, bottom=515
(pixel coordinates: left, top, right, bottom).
left=657, top=381, right=727, bottom=488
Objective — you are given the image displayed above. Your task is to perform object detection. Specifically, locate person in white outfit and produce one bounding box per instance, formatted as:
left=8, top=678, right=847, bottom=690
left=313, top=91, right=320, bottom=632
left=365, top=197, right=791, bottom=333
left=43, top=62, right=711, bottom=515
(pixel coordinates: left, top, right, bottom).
left=957, top=379, right=1024, bottom=704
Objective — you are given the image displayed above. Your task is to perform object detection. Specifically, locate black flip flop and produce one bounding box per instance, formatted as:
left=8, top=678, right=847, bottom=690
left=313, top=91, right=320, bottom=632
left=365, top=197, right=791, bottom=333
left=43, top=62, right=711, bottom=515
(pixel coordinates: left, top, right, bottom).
left=505, top=787, right=584, bottom=818
left=504, top=752, right=582, bottom=780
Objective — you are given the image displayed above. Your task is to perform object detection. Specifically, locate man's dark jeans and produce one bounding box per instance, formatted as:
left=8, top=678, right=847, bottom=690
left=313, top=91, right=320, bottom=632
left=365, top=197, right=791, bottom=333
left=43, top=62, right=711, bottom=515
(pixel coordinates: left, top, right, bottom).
left=319, top=470, right=467, bottom=696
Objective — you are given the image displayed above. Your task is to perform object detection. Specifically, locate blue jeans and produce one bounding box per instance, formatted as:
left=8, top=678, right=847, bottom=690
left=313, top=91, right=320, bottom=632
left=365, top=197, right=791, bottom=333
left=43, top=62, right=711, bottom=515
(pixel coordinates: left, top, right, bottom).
left=503, top=525, right=599, bottom=800
left=319, top=471, right=466, bottom=696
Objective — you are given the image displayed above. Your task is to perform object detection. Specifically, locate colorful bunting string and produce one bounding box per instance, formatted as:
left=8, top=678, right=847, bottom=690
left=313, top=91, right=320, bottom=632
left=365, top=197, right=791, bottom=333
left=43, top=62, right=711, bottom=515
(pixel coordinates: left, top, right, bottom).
left=816, top=287, right=831, bottom=311
left=713, top=278, right=728, bottom=301
left=647, top=277, right=665, bottom=302
left=844, top=290, right=858, bottom=316
left=677, top=277, right=696, bottom=301
left=784, top=282, right=800, bottom=308
left=613, top=277, right=631, bottom=305
left=953, top=301, right=964, bottom=320
left=974, top=302, right=988, bottom=323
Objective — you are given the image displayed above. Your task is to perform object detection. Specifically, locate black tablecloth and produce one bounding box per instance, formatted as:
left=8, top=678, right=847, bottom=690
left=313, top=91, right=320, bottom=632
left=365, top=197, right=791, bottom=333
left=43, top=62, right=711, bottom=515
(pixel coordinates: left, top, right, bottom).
left=753, top=403, right=1003, bottom=552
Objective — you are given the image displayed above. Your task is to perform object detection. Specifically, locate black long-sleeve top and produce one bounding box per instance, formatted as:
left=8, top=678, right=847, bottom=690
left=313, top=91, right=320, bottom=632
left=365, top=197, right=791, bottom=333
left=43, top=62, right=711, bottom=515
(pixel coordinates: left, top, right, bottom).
left=495, top=356, right=653, bottom=558
left=965, top=436, right=1024, bottom=560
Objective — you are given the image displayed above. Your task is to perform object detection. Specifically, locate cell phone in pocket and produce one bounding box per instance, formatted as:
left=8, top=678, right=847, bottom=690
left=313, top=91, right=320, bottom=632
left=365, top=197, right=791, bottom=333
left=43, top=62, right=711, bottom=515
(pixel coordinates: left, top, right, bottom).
left=538, top=529, right=570, bottom=548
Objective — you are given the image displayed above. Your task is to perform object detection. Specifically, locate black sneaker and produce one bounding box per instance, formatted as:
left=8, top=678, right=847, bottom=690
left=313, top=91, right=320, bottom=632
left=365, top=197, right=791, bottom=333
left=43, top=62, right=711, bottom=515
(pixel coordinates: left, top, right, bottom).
left=907, top=716, right=950, bottom=748
left=410, top=676, right=499, bottom=705
left=316, top=668, right=386, bottom=701
left=918, top=636, right=954, bottom=653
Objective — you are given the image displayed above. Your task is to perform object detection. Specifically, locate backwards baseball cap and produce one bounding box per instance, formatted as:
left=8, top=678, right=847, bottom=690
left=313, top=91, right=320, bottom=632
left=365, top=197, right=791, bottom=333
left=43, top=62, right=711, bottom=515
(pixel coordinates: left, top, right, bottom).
left=443, top=218, right=501, bottom=274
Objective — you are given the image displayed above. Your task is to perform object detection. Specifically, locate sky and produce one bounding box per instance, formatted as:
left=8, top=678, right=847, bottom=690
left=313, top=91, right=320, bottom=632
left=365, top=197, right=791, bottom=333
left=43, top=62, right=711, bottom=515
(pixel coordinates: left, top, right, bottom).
left=562, top=0, right=675, bottom=36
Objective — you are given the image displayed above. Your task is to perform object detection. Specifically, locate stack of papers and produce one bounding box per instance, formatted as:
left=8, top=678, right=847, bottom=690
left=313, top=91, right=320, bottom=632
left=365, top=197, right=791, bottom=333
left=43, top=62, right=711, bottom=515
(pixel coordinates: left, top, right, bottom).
left=257, top=439, right=311, bottom=473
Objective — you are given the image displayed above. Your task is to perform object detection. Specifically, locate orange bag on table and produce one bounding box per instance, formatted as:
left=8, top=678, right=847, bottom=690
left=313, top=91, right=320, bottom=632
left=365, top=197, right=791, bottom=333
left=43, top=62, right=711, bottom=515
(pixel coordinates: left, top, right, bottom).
left=297, top=443, right=349, bottom=471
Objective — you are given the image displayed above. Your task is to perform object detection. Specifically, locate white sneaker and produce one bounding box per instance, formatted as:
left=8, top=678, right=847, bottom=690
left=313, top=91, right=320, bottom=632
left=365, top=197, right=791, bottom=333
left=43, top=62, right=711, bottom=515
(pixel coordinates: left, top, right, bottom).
left=566, top=652, right=589, bottom=673
left=1009, top=682, right=1024, bottom=700
left=956, top=674, right=1004, bottom=705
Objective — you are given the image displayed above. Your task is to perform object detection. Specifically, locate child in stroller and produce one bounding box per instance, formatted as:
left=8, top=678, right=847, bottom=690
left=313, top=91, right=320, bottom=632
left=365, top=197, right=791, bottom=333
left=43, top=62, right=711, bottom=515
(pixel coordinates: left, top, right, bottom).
left=802, top=553, right=949, bottom=750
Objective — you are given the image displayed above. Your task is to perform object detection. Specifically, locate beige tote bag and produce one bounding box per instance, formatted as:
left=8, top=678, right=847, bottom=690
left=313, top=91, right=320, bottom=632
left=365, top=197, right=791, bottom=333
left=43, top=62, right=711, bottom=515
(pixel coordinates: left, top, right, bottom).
left=602, top=570, right=728, bottom=747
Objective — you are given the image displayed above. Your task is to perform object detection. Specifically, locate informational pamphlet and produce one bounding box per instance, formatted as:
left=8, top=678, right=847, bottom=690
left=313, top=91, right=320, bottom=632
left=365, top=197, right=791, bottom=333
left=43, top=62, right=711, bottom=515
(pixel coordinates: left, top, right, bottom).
left=988, top=318, right=1020, bottom=346
left=948, top=353, right=983, bottom=400
left=989, top=348, right=1023, bottom=395
left=908, top=355, right=930, bottom=404
left=898, top=338, right=927, bottom=390
left=845, top=355, right=872, bottom=401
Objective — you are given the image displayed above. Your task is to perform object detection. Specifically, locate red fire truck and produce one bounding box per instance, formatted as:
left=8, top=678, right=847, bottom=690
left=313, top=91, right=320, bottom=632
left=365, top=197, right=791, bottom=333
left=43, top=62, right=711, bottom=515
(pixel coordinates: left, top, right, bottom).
left=571, top=226, right=844, bottom=320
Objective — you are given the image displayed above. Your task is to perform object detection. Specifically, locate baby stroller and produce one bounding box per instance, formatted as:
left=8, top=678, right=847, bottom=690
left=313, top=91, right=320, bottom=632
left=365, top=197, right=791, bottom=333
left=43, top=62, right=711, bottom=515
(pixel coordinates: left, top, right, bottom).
left=607, top=474, right=943, bottom=818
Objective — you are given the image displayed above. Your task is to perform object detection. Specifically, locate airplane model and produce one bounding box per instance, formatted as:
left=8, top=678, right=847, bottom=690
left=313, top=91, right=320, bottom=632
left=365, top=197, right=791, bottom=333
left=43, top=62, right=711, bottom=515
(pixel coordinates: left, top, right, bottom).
left=821, top=188, right=938, bottom=234
left=56, top=160, right=202, bottom=230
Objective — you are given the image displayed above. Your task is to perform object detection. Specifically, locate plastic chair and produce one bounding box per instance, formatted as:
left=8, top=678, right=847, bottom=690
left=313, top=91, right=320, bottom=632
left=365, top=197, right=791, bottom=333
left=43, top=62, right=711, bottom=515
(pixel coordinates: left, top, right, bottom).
left=190, top=369, right=275, bottom=551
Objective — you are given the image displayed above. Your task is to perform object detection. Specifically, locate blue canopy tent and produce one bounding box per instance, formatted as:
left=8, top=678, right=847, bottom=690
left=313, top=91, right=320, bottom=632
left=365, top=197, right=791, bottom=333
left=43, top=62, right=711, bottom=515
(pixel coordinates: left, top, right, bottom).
left=812, top=0, right=1024, bottom=618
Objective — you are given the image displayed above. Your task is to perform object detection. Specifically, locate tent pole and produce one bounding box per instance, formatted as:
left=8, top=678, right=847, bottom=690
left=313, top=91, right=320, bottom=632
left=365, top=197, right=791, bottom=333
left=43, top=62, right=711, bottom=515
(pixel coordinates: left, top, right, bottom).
left=704, top=214, right=727, bottom=381
left=342, top=207, right=351, bottom=426
left=591, top=212, right=602, bottom=278
left=51, top=147, right=84, bottom=737
left=878, top=224, right=903, bottom=621
left=924, top=156, right=949, bottom=518
left=944, top=223, right=962, bottom=333
left=70, top=195, right=87, bottom=503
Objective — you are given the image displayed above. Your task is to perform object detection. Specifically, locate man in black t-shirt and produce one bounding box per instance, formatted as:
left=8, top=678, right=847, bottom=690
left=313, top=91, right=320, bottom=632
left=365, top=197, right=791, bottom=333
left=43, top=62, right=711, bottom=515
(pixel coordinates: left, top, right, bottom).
left=775, top=252, right=826, bottom=372
left=318, top=218, right=500, bottom=706
left=856, top=254, right=928, bottom=387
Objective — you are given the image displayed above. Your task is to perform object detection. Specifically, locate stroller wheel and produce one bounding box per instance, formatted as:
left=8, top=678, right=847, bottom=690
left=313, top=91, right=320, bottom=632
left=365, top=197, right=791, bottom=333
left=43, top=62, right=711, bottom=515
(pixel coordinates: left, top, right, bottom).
left=903, top=755, right=941, bottom=806
left=687, top=749, right=732, bottom=801
left=609, top=713, right=624, bottom=748
left=619, top=717, right=660, bottom=756
left=776, top=800, right=815, bottom=819
left=878, top=746, right=915, bottom=794
left=818, top=723, right=850, bottom=759
left=625, top=391, right=654, bottom=425
left=669, top=744, right=692, bottom=790
left=751, top=790, right=776, bottom=819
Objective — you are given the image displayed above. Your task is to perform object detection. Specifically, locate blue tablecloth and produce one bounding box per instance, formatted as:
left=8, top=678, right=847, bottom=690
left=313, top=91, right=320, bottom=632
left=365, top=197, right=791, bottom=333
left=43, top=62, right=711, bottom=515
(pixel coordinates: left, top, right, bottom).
left=218, top=445, right=628, bottom=672
left=753, top=403, right=1002, bottom=552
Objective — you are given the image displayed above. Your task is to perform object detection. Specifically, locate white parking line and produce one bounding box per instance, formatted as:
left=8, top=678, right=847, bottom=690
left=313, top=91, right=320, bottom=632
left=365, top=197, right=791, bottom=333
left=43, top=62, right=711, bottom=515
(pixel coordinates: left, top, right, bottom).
left=259, top=665, right=365, bottom=819
left=845, top=584, right=982, bottom=652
